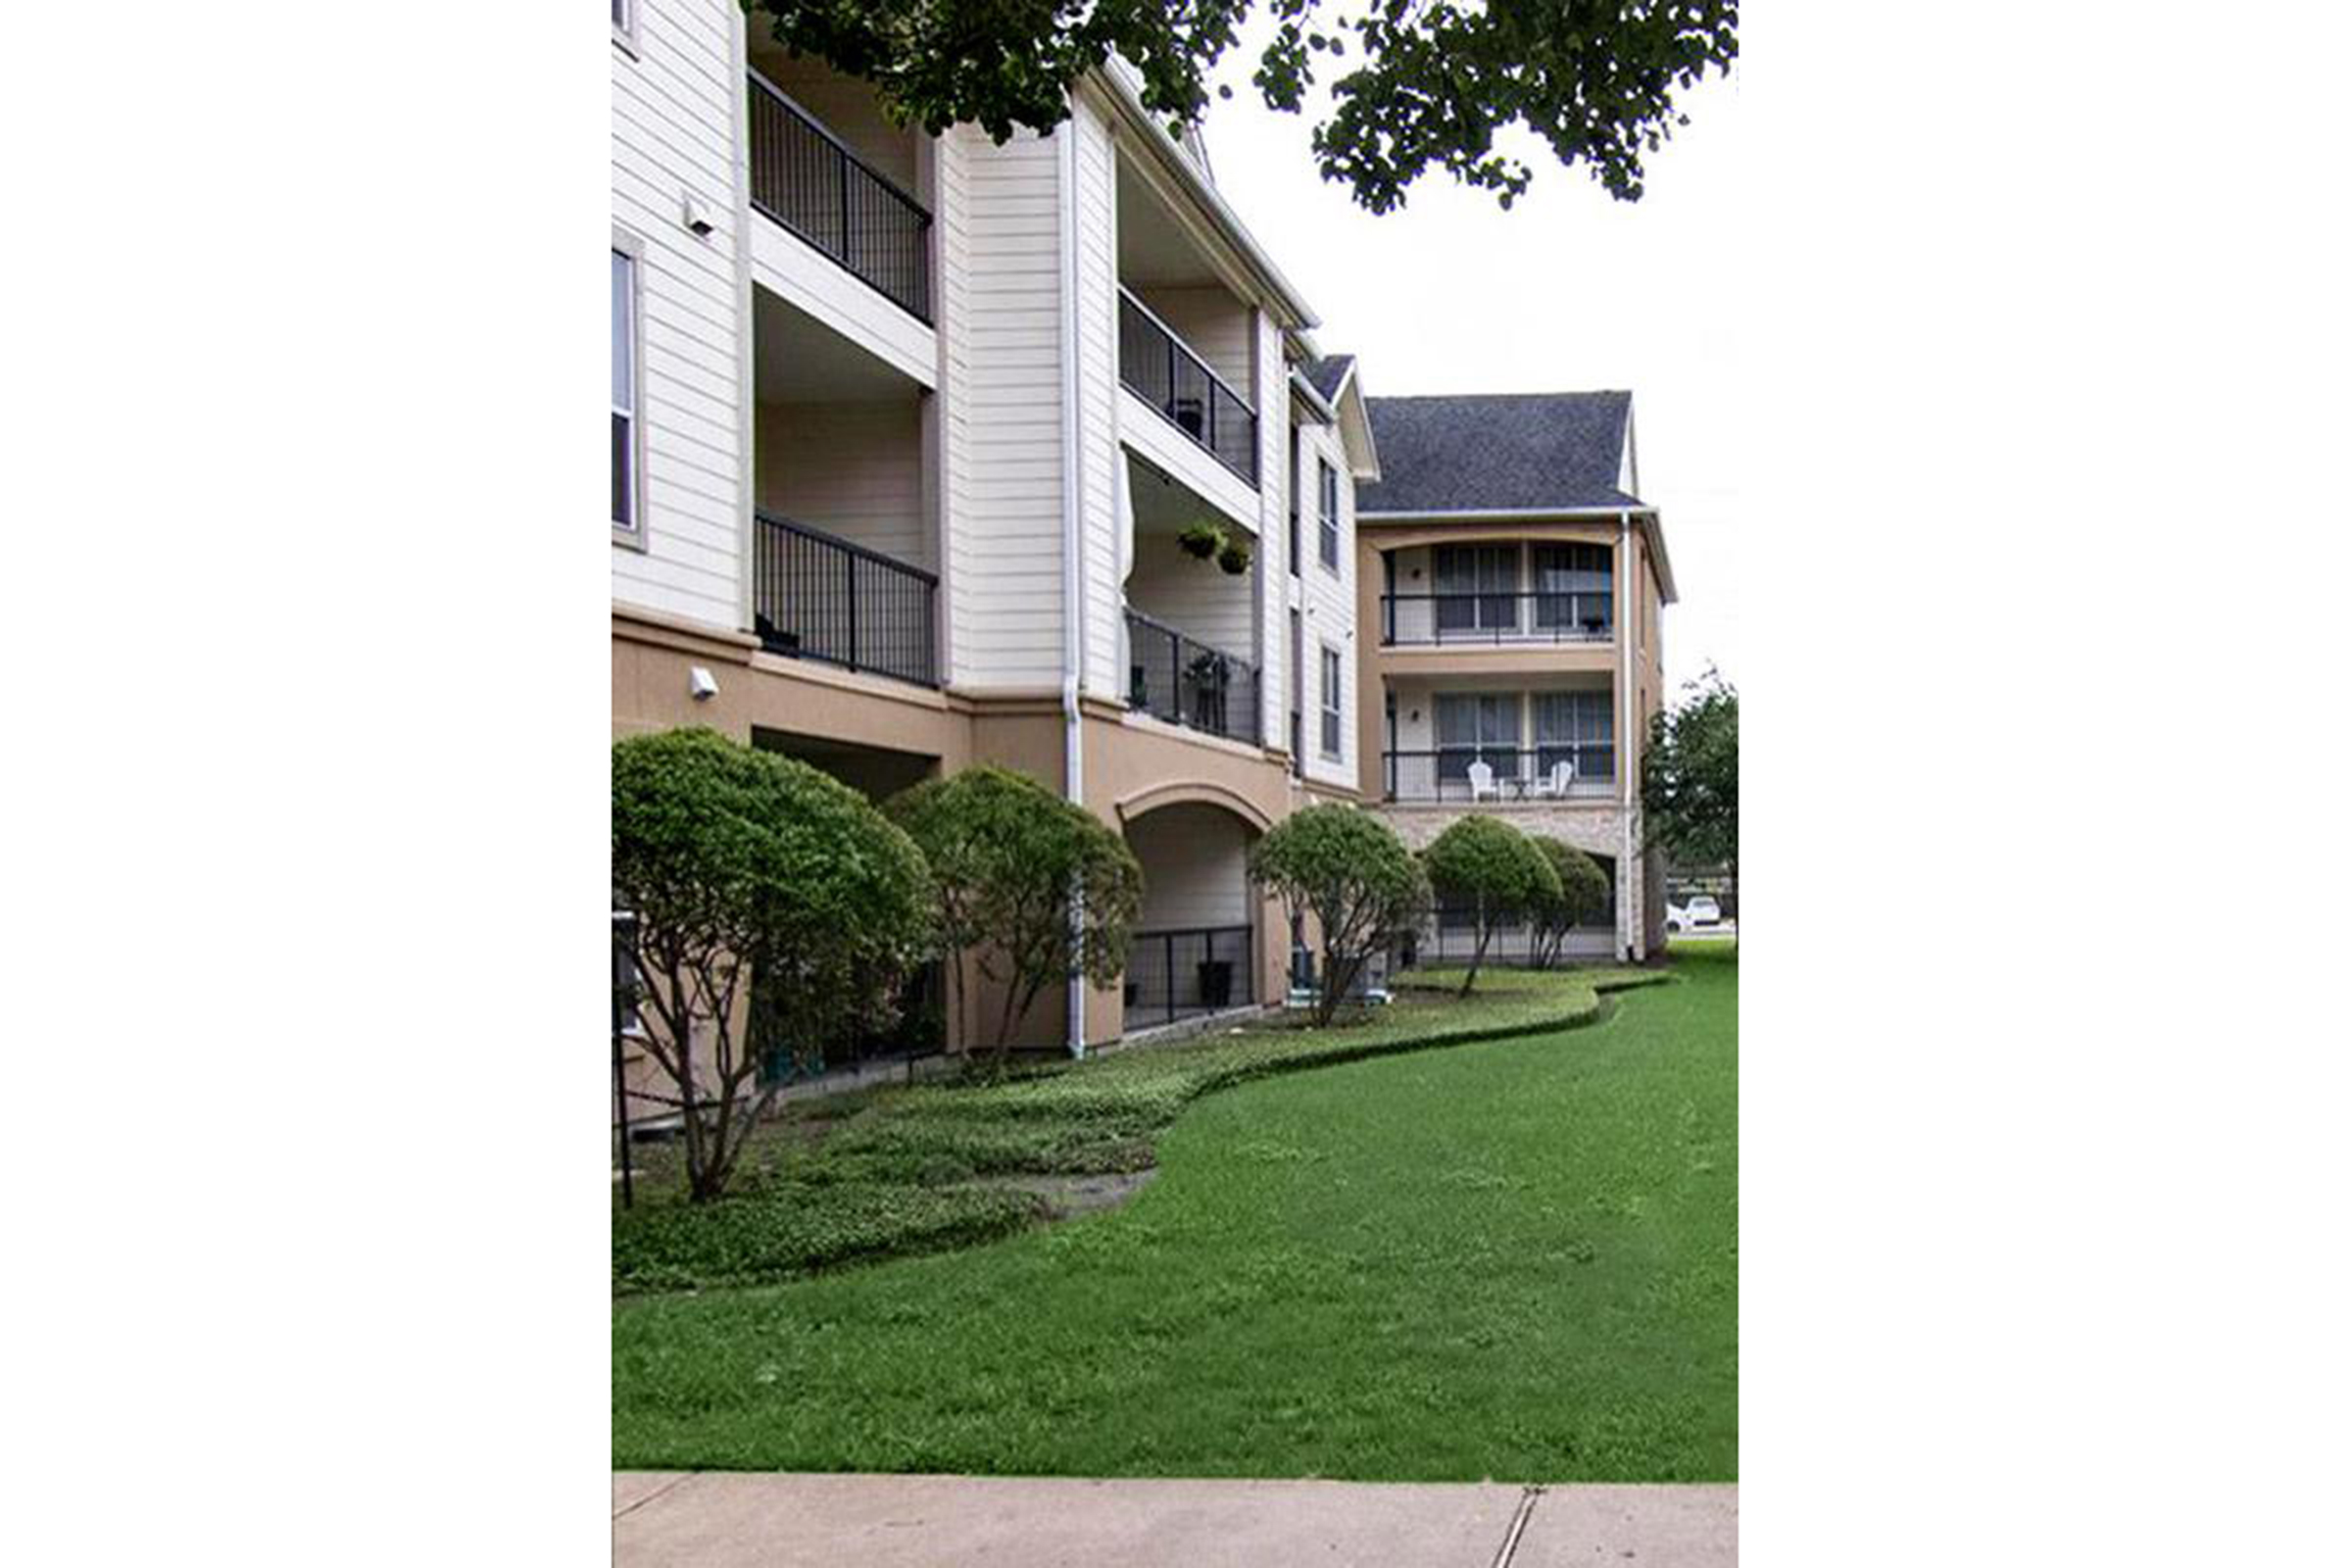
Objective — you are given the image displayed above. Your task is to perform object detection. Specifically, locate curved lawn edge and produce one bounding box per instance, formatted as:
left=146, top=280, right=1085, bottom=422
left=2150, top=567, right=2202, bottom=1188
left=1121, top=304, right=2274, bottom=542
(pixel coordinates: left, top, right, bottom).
left=613, top=966, right=1675, bottom=1298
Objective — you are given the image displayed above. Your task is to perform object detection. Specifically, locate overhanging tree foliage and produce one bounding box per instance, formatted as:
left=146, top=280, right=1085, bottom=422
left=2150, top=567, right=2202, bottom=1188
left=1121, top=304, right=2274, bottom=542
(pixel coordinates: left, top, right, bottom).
left=1421, top=814, right=1560, bottom=996
left=888, top=765, right=1143, bottom=1063
left=746, top=1, right=1738, bottom=211
left=1642, top=664, right=1738, bottom=872
left=1527, top=836, right=1611, bottom=969
left=612, top=727, right=934, bottom=1201
left=1247, top=803, right=1426, bottom=1026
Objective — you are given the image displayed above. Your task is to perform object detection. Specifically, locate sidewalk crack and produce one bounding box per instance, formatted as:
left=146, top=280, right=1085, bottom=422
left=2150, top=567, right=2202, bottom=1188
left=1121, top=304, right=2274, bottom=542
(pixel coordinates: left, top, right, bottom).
left=613, top=1473, right=695, bottom=1522
left=1489, top=1485, right=1544, bottom=1568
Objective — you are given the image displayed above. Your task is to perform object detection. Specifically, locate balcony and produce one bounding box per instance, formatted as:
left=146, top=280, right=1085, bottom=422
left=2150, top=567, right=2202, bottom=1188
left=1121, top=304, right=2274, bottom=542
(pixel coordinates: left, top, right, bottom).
left=753, top=511, right=939, bottom=687
left=1382, top=746, right=1617, bottom=805
left=1381, top=591, right=1614, bottom=647
left=747, top=71, right=932, bottom=323
left=1125, top=608, right=1261, bottom=746
left=1118, top=288, right=1258, bottom=486
left=1123, top=924, right=1256, bottom=1026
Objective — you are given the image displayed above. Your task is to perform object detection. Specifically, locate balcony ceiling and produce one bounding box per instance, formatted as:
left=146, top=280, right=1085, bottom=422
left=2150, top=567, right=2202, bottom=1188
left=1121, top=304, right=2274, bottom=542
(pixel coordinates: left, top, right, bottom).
left=1117, top=160, right=1227, bottom=289
left=754, top=288, right=923, bottom=403
left=1128, top=452, right=1250, bottom=538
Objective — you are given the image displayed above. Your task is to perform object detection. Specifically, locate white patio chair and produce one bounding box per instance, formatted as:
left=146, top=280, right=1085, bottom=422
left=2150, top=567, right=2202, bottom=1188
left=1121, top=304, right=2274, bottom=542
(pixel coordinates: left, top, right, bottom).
left=1466, top=760, right=1500, bottom=802
left=1529, top=759, right=1574, bottom=799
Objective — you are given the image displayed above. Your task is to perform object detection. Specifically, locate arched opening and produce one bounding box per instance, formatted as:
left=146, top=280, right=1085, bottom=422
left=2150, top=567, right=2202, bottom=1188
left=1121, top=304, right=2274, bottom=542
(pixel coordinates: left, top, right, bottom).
left=1121, top=800, right=1261, bottom=1028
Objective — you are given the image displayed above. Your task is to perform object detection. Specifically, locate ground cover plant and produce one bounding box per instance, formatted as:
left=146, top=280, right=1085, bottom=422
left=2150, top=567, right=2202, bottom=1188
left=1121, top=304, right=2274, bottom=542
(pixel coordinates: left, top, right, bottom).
left=613, top=949, right=1737, bottom=1480
left=613, top=961, right=1662, bottom=1296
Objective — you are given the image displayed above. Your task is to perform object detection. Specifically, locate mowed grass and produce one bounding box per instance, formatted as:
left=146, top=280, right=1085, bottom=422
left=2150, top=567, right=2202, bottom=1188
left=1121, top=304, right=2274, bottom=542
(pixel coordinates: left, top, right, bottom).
left=612, top=948, right=1736, bottom=1481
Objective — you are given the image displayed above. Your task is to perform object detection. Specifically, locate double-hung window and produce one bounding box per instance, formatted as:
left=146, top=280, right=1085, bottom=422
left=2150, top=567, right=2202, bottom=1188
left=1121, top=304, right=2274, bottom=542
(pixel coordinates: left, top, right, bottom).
left=1532, top=543, right=1612, bottom=637
left=612, top=245, right=640, bottom=536
left=1533, top=690, right=1614, bottom=791
left=1435, top=693, right=1522, bottom=792
left=1434, top=545, right=1518, bottom=637
left=1317, top=459, right=1340, bottom=571
left=1319, top=645, right=1343, bottom=758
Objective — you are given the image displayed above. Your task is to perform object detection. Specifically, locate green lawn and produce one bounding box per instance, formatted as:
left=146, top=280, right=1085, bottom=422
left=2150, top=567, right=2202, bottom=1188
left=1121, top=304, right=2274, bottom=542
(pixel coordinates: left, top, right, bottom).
left=612, top=948, right=1736, bottom=1481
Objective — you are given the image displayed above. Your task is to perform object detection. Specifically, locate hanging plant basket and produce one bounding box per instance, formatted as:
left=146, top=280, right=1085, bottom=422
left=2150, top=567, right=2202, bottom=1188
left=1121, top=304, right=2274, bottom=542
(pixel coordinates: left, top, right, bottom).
left=1176, top=521, right=1226, bottom=562
left=1216, top=537, right=1252, bottom=575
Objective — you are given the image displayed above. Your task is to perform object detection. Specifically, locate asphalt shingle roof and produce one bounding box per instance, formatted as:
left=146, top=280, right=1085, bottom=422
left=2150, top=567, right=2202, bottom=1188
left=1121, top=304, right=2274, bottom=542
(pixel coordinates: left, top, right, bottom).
left=1300, top=354, right=1354, bottom=404
left=1356, top=391, right=1642, bottom=514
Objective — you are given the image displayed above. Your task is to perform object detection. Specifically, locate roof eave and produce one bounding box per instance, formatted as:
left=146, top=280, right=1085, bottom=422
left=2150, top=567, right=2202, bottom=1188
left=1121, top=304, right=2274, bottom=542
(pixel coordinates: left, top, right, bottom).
left=1088, top=69, right=1320, bottom=330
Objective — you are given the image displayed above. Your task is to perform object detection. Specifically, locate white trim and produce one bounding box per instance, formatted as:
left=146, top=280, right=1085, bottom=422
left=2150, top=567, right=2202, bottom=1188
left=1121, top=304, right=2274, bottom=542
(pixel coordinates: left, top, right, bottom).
left=610, top=229, right=648, bottom=551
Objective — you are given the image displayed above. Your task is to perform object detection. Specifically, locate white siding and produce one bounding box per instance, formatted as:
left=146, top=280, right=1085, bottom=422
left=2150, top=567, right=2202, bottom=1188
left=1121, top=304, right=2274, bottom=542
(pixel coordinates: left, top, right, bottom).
left=1299, top=415, right=1356, bottom=787
left=753, top=400, right=930, bottom=569
left=942, top=124, right=1066, bottom=689
left=612, top=0, right=749, bottom=630
left=1072, top=103, right=1124, bottom=700
left=1127, top=804, right=1252, bottom=928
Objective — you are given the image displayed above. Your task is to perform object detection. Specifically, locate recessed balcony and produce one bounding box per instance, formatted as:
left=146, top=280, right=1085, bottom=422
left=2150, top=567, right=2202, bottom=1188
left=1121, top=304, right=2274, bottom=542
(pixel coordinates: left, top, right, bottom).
left=745, top=66, right=932, bottom=323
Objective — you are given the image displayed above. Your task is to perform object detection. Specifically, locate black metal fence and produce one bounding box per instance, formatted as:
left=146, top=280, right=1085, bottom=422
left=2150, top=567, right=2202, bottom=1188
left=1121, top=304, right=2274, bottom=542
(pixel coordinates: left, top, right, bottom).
left=754, top=511, right=939, bottom=686
left=1380, top=591, right=1614, bottom=646
left=754, top=960, right=946, bottom=1086
left=1124, top=925, right=1255, bottom=1026
left=1382, top=746, right=1616, bottom=803
left=1126, top=609, right=1260, bottom=745
left=747, top=72, right=933, bottom=322
left=1118, top=289, right=1258, bottom=485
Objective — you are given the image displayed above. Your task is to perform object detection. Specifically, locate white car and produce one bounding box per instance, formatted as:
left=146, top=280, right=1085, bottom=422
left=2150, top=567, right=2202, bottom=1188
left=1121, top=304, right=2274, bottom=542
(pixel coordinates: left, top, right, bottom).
left=1667, top=895, right=1724, bottom=932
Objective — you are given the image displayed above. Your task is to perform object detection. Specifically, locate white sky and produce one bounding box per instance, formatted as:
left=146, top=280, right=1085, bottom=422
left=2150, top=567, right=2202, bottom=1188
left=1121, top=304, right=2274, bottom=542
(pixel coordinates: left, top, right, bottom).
left=1193, top=54, right=1744, bottom=698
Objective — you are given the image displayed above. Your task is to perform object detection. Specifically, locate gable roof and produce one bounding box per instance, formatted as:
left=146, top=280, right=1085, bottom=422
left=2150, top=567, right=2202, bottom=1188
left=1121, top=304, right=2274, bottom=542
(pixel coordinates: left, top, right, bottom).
left=1301, top=354, right=1355, bottom=404
left=1356, top=391, right=1642, bottom=514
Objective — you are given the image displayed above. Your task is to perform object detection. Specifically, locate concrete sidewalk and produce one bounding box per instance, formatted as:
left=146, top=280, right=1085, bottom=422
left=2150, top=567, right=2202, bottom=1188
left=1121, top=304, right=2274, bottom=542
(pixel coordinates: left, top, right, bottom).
left=612, top=1472, right=1736, bottom=1566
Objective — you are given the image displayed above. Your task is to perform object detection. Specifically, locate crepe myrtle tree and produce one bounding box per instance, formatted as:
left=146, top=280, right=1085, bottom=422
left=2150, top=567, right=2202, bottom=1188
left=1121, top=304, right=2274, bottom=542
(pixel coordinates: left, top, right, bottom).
left=1527, top=836, right=1612, bottom=970
left=1421, top=814, right=1560, bottom=997
left=745, top=1, right=1737, bottom=212
left=888, top=765, right=1143, bottom=1065
left=1247, top=804, right=1426, bottom=1027
left=612, top=727, right=934, bottom=1202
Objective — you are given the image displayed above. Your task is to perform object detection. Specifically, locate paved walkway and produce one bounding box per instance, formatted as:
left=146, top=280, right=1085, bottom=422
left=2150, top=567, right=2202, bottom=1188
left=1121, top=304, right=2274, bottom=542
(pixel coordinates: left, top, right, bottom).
left=612, top=1473, right=1736, bottom=1566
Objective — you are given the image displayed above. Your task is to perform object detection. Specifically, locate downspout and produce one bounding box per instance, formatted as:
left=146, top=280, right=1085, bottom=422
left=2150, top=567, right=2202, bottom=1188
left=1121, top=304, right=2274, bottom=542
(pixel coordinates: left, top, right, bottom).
left=1057, top=118, right=1088, bottom=1058
left=1620, top=510, right=1640, bottom=962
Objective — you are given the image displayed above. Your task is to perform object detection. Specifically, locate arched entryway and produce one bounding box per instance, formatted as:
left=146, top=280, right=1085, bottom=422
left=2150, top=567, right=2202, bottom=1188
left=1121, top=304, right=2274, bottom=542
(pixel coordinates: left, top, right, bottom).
left=1121, top=799, right=1262, bottom=1028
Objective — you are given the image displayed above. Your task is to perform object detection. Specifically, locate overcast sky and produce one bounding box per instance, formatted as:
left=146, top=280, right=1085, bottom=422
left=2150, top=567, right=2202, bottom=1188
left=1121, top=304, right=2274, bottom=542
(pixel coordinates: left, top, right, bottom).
left=1195, top=54, right=1744, bottom=698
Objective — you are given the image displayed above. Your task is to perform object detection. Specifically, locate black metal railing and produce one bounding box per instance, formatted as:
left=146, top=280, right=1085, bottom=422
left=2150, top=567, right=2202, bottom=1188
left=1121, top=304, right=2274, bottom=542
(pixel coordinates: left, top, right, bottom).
left=1125, top=608, right=1260, bottom=745
left=1118, top=289, right=1258, bottom=485
left=1380, top=591, right=1613, bottom=646
left=1123, top=924, right=1255, bottom=1026
left=747, top=72, right=933, bottom=323
left=754, top=511, right=939, bottom=686
left=1382, top=746, right=1616, bottom=804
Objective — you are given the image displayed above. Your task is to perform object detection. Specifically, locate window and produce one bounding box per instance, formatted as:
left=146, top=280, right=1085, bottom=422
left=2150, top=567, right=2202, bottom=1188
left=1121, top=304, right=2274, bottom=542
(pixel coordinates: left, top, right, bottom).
left=612, top=245, right=639, bottom=535
left=1434, top=545, right=1519, bottom=635
left=1317, top=459, right=1341, bottom=571
left=1288, top=425, right=1302, bottom=576
left=1288, top=609, right=1304, bottom=776
left=1533, top=689, right=1614, bottom=789
left=1435, top=692, right=1522, bottom=788
left=1533, top=543, right=1612, bottom=636
left=1319, top=644, right=1343, bottom=759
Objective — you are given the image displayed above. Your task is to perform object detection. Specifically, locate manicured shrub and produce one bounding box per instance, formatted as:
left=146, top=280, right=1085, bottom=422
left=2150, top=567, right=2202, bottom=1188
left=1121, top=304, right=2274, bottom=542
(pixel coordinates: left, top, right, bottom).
left=888, top=765, right=1143, bottom=1062
left=612, top=727, right=934, bottom=1201
left=1421, top=814, right=1560, bottom=996
left=1249, top=804, right=1427, bottom=1026
left=1528, top=836, right=1612, bottom=968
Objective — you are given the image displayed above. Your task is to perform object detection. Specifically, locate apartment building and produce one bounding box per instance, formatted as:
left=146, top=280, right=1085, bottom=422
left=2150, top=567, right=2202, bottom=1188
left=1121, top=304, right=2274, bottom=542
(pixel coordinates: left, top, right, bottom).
left=612, top=1, right=1378, bottom=1054
left=1352, top=392, right=1679, bottom=962
left=612, top=2, right=1673, bottom=1061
